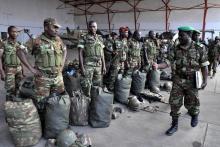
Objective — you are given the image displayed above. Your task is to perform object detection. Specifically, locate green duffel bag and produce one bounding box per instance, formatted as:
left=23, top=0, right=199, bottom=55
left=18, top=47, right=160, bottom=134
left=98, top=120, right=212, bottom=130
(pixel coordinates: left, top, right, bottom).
left=5, top=98, right=42, bottom=147
left=69, top=91, right=91, bottom=126
left=131, top=70, right=147, bottom=95
left=114, top=74, right=132, bottom=104
left=44, top=93, right=71, bottom=139
left=90, top=86, right=113, bottom=128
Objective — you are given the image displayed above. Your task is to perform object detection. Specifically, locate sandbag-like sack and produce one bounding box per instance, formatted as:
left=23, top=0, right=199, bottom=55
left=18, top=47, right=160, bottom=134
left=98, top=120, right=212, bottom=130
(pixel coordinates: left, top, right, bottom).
left=5, top=99, right=42, bottom=147
left=69, top=91, right=91, bottom=126
left=44, top=93, right=71, bottom=139
left=90, top=86, right=113, bottom=128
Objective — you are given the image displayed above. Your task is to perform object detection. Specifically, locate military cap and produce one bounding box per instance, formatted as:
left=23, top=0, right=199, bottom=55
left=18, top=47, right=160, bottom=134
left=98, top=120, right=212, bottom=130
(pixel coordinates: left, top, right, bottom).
left=44, top=18, right=61, bottom=28
left=178, top=26, right=195, bottom=32
left=194, top=29, right=201, bottom=34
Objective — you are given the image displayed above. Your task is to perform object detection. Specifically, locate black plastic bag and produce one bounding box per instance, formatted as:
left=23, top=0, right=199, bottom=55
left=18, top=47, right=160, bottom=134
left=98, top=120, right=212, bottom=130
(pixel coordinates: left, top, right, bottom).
left=90, top=87, right=113, bottom=128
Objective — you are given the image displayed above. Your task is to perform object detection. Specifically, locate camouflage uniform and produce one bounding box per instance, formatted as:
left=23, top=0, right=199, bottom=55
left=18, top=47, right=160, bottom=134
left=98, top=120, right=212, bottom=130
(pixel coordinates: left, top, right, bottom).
left=0, top=40, right=23, bottom=100
left=127, top=38, right=141, bottom=73
left=107, top=38, right=128, bottom=91
left=25, top=34, right=65, bottom=103
left=169, top=42, right=209, bottom=118
left=208, top=42, right=220, bottom=75
left=77, top=33, right=104, bottom=96
left=104, top=37, right=114, bottom=73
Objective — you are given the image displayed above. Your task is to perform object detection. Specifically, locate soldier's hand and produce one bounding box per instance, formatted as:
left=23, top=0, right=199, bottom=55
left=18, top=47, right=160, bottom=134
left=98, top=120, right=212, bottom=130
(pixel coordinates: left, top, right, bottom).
left=102, top=67, right=106, bottom=75
left=201, top=81, right=207, bottom=89
left=81, top=67, right=86, bottom=76
left=152, top=62, right=158, bottom=70
left=30, top=68, right=42, bottom=77
left=0, top=71, right=5, bottom=81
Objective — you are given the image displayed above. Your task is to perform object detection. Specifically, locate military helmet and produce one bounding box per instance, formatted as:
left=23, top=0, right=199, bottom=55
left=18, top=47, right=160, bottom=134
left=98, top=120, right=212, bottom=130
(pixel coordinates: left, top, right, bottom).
left=163, top=82, right=172, bottom=92
left=56, top=129, right=77, bottom=147
left=128, top=96, right=141, bottom=111
left=150, top=86, right=160, bottom=94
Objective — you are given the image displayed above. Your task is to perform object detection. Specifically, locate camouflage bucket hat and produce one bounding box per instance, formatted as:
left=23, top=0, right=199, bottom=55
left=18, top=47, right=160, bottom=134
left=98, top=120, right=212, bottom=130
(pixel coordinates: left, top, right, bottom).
left=44, top=18, right=61, bottom=28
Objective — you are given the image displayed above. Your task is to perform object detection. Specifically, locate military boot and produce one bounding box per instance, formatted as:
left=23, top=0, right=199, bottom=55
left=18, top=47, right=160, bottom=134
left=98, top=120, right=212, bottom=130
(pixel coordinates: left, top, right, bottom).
left=165, top=117, right=178, bottom=136
left=191, top=114, right=199, bottom=127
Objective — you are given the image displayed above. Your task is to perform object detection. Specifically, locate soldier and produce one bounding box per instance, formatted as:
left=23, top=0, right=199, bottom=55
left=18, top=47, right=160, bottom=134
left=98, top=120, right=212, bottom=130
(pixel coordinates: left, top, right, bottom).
left=127, top=30, right=142, bottom=73
left=142, top=30, right=160, bottom=71
left=165, top=26, right=209, bottom=136
left=107, top=26, right=129, bottom=92
left=104, top=32, right=118, bottom=73
left=207, top=36, right=220, bottom=77
left=78, top=21, right=106, bottom=97
left=0, top=26, right=25, bottom=100
left=16, top=18, right=67, bottom=121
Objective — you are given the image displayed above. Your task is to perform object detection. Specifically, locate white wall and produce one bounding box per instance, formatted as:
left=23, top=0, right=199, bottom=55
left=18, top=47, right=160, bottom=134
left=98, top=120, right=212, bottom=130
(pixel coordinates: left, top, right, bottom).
left=0, top=0, right=75, bottom=42
left=74, top=0, right=220, bottom=39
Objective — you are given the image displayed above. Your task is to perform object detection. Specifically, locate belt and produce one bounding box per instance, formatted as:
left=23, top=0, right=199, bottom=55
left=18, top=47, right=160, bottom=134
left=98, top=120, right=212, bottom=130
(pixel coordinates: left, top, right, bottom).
left=177, top=74, right=194, bottom=80
left=41, top=70, right=59, bottom=78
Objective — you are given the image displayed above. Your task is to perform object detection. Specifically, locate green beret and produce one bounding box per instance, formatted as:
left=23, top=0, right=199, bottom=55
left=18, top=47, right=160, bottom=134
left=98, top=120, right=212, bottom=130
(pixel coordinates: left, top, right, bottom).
left=194, top=29, right=201, bottom=34
left=178, top=26, right=195, bottom=32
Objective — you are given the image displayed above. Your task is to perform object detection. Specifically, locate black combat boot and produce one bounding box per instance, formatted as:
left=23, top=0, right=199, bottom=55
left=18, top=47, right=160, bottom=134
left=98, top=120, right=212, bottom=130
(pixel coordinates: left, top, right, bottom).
left=191, top=114, right=199, bottom=127
left=165, top=117, right=178, bottom=136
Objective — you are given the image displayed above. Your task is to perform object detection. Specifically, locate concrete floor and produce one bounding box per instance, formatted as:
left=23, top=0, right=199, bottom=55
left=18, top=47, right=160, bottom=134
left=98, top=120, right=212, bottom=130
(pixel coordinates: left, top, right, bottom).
left=0, top=50, right=220, bottom=147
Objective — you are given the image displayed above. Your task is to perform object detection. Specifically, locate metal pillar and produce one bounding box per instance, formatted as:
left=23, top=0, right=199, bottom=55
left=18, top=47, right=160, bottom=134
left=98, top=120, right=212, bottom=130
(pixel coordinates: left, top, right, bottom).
left=202, top=0, right=208, bottom=40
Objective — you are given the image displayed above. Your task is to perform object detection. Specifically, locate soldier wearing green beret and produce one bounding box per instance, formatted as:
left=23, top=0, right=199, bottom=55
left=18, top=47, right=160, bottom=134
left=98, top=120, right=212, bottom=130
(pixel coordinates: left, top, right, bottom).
left=165, top=26, right=209, bottom=136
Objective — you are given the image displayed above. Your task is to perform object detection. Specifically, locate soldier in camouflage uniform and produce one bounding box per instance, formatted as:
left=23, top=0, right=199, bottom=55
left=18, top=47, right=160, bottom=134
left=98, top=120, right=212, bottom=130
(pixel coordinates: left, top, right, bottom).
left=107, top=26, right=129, bottom=91
left=127, top=30, right=142, bottom=73
left=207, top=36, right=220, bottom=77
left=165, top=26, right=209, bottom=136
left=142, top=30, right=160, bottom=71
left=78, top=21, right=106, bottom=97
left=17, top=18, right=67, bottom=125
left=0, top=26, right=25, bottom=100
left=104, top=32, right=118, bottom=74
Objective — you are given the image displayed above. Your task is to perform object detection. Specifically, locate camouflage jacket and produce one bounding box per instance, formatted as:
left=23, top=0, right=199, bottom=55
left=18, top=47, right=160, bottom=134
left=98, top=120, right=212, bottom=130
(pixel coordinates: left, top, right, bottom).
left=77, top=33, right=104, bottom=65
left=0, top=39, right=22, bottom=67
left=128, top=38, right=141, bottom=58
left=111, top=38, right=128, bottom=64
left=169, top=41, right=209, bottom=76
left=25, top=33, right=66, bottom=73
left=142, top=38, right=159, bottom=62
left=208, top=42, right=220, bottom=60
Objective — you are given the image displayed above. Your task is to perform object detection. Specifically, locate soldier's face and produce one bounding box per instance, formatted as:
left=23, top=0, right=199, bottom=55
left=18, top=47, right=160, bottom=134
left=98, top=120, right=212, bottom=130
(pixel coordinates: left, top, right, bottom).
left=45, top=24, right=59, bottom=37
left=178, top=31, right=191, bottom=45
left=89, top=22, right=97, bottom=34
left=149, top=31, right=155, bottom=39
left=9, top=27, right=18, bottom=39
left=192, top=33, right=200, bottom=42
left=121, top=31, right=128, bottom=38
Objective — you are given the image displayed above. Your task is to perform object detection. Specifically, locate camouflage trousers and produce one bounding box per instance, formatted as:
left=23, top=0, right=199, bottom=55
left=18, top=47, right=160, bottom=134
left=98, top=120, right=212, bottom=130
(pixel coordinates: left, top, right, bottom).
left=4, top=66, right=23, bottom=100
left=127, top=57, right=141, bottom=75
left=208, top=58, right=218, bottom=74
left=81, top=65, right=102, bottom=97
left=106, top=62, right=125, bottom=91
left=34, top=73, right=65, bottom=103
left=169, top=76, right=200, bottom=118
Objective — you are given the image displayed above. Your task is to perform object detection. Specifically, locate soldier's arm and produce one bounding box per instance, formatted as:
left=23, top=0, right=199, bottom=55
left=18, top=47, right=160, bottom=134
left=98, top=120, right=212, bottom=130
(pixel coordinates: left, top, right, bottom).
left=199, top=46, right=210, bottom=89
left=0, top=45, right=5, bottom=80
left=61, top=41, right=67, bottom=70
left=77, top=36, right=85, bottom=74
left=17, top=40, right=42, bottom=76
